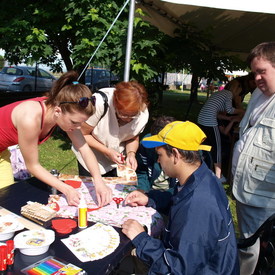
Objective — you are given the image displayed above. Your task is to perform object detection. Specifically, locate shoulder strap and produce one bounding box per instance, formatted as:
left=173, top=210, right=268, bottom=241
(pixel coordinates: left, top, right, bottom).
left=94, top=90, right=109, bottom=120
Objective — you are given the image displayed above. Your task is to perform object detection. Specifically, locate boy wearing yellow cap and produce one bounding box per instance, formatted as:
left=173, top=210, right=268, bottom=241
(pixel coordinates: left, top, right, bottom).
left=122, top=121, right=239, bottom=274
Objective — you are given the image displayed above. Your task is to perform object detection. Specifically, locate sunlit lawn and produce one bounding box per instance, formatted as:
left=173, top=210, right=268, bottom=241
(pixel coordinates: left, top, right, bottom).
left=39, top=131, right=78, bottom=175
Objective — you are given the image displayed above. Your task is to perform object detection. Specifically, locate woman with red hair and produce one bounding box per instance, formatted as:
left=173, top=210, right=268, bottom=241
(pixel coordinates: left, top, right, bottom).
left=73, top=81, right=149, bottom=176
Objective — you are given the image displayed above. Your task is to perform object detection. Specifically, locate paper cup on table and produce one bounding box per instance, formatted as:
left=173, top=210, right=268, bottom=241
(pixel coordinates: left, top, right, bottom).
left=14, top=229, right=55, bottom=256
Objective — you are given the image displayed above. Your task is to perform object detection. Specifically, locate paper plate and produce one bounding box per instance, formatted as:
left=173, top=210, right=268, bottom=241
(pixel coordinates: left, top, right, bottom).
left=62, top=223, right=120, bottom=262
left=14, top=229, right=55, bottom=256
left=0, top=216, right=24, bottom=241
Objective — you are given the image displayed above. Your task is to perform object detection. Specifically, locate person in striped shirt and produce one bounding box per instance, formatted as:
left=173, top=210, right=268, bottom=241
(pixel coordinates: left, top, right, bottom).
left=197, top=84, right=244, bottom=179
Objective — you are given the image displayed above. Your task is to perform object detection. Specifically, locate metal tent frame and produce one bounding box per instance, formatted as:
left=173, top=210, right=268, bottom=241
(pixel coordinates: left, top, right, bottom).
left=78, top=0, right=135, bottom=82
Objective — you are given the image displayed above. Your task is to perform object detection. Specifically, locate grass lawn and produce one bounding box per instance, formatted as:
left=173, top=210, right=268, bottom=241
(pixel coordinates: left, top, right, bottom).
left=39, top=130, right=78, bottom=175
left=39, top=89, right=250, bottom=235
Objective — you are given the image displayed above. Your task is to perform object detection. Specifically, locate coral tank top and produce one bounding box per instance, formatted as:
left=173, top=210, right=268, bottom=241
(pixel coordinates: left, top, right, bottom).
left=0, top=97, right=55, bottom=152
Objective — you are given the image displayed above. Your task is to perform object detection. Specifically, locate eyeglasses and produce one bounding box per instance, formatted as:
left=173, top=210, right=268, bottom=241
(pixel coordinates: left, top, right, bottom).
left=116, top=111, right=139, bottom=120
left=59, top=96, right=96, bottom=108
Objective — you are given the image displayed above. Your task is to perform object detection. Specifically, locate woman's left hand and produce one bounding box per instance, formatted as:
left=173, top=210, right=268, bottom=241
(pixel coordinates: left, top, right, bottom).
left=126, top=152, right=137, bottom=170
left=61, top=184, right=81, bottom=206
left=94, top=182, right=113, bottom=207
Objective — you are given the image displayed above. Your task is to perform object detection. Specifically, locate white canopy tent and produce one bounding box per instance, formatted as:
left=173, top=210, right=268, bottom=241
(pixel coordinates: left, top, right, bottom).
left=160, top=0, right=275, bottom=14
left=135, top=0, right=275, bottom=60
left=80, top=0, right=275, bottom=81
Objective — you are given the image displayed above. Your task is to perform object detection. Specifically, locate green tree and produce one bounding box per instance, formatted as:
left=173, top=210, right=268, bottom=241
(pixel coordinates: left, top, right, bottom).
left=0, top=0, right=165, bottom=84
left=0, top=0, right=126, bottom=73
left=0, top=56, right=4, bottom=70
left=165, top=26, right=247, bottom=102
left=0, top=0, right=247, bottom=101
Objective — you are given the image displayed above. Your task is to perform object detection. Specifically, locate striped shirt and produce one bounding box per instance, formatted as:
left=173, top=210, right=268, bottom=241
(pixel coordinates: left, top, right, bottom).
left=197, top=89, right=235, bottom=126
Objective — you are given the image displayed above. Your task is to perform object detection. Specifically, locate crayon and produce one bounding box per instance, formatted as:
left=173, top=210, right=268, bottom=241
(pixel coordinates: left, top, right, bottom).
left=39, top=262, right=57, bottom=274
left=48, top=258, right=64, bottom=268
left=43, top=259, right=61, bottom=270
left=31, top=267, right=45, bottom=275
left=44, top=261, right=60, bottom=271
left=33, top=266, right=49, bottom=274
left=40, top=261, right=59, bottom=273
left=27, top=269, right=42, bottom=275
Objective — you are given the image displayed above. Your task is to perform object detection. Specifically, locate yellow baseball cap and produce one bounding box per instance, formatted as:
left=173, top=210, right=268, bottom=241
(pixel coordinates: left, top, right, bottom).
left=142, top=121, right=211, bottom=151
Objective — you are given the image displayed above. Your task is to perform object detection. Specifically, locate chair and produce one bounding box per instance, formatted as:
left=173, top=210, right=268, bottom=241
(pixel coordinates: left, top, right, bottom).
left=237, top=213, right=275, bottom=275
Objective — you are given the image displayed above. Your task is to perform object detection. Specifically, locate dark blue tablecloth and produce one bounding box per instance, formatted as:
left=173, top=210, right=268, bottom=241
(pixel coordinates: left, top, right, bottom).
left=0, top=177, right=132, bottom=274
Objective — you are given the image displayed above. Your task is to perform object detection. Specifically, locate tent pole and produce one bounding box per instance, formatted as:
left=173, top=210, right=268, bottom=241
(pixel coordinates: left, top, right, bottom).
left=124, top=0, right=135, bottom=81
left=77, top=0, right=130, bottom=81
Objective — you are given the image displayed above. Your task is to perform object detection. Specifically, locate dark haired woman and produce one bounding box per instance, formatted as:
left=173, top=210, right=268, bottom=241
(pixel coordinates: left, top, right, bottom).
left=0, top=71, right=112, bottom=207
left=197, top=85, right=244, bottom=179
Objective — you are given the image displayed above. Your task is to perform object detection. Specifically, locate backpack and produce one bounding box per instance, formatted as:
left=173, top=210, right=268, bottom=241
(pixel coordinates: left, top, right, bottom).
left=94, top=90, right=109, bottom=120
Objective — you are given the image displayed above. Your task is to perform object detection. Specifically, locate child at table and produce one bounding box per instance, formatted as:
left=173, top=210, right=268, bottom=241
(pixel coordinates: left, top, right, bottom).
left=136, top=115, right=177, bottom=193
left=0, top=71, right=112, bottom=207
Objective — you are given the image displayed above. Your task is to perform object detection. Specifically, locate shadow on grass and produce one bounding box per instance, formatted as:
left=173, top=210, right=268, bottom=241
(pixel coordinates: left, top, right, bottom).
left=150, top=90, right=205, bottom=123
left=50, top=128, right=72, bottom=150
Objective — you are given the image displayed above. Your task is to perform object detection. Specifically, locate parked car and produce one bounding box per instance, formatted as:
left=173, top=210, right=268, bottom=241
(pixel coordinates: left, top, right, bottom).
left=85, top=68, right=119, bottom=91
left=0, top=66, right=57, bottom=92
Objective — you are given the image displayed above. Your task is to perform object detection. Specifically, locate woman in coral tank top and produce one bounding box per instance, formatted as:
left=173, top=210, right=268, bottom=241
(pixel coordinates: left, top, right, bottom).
left=0, top=71, right=112, bottom=207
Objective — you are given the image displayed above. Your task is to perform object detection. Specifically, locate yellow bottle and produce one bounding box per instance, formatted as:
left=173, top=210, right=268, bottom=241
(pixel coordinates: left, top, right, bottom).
left=78, top=196, right=87, bottom=228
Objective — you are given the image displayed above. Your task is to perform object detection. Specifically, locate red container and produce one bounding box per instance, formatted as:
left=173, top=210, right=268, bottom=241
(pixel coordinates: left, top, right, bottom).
left=0, top=245, right=7, bottom=271
left=6, top=240, right=14, bottom=265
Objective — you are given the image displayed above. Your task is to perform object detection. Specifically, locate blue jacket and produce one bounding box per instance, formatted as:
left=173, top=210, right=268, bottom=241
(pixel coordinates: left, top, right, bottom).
left=132, top=162, right=239, bottom=274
